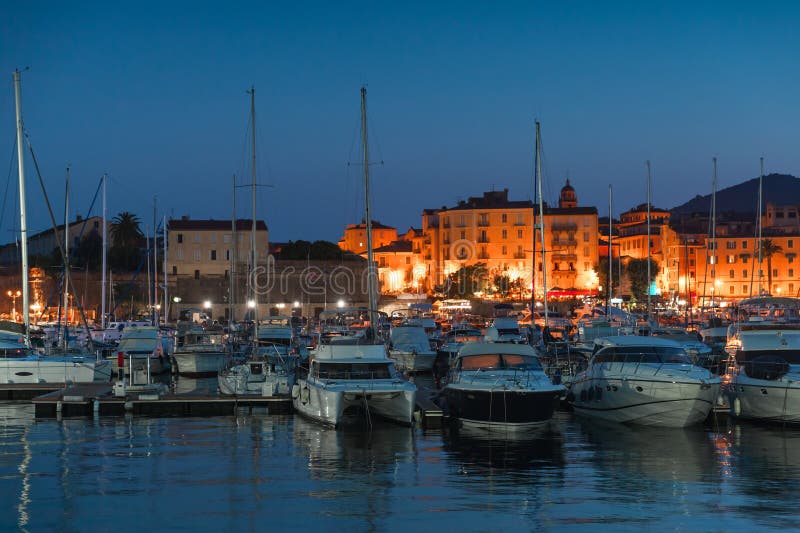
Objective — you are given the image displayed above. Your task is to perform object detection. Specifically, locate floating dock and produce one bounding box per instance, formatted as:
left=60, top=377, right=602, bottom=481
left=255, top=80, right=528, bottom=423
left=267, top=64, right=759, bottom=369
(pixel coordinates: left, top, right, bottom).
left=0, top=383, right=66, bottom=401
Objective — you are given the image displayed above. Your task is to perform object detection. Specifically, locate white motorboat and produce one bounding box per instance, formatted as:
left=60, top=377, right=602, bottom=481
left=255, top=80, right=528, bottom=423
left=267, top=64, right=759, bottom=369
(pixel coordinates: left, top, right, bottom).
left=389, top=325, right=435, bottom=372
left=0, top=331, right=111, bottom=384
left=292, top=335, right=417, bottom=427
left=567, top=336, right=720, bottom=427
left=484, top=316, right=527, bottom=344
left=111, top=325, right=169, bottom=375
left=172, top=323, right=227, bottom=376
left=725, top=297, right=800, bottom=424
left=217, top=317, right=300, bottom=397
left=443, top=342, right=564, bottom=434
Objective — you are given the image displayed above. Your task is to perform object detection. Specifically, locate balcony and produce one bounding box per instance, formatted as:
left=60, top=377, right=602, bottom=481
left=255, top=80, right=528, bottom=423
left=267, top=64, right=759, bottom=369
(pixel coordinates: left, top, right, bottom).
left=513, top=252, right=526, bottom=259
left=477, top=220, right=490, bottom=227
left=551, top=239, right=577, bottom=248
left=477, top=252, right=489, bottom=260
left=477, top=236, right=490, bottom=243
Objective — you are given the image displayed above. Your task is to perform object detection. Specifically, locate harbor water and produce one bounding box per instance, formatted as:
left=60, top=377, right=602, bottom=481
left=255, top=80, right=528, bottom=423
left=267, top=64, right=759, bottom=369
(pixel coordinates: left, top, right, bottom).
left=1, top=378, right=799, bottom=531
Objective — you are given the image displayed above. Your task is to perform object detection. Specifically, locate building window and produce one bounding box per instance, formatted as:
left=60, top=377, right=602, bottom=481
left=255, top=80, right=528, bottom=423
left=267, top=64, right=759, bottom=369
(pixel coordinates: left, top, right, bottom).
left=517, top=229, right=523, bottom=239
left=460, top=230, right=466, bottom=240
left=502, top=229, right=507, bottom=239
left=501, top=214, right=507, bottom=223
left=726, top=241, right=736, bottom=249
left=789, top=240, right=794, bottom=249
left=405, top=257, right=410, bottom=264
left=172, top=266, right=177, bottom=275
left=502, top=245, right=507, bottom=255
left=729, top=269, right=734, bottom=279
left=225, top=249, right=230, bottom=260
left=584, top=262, right=590, bottom=271
left=789, top=256, right=795, bottom=264
left=209, top=234, right=217, bottom=243
left=727, top=255, right=736, bottom=264
left=689, top=259, right=695, bottom=266
left=773, top=269, right=778, bottom=277
left=730, top=285, right=735, bottom=294
left=742, top=241, right=748, bottom=249
left=176, top=248, right=184, bottom=260
left=177, top=234, right=183, bottom=244
left=193, top=250, right=201, bottom=261
left=194, top=269, right=200, bottom=279
left=210, top=250, right=217, bottom=261
left=790, top=269, right=794, bottom=277
left=791, top=283, right=795, bottom=293
left=583, top=232, right=589, bottom=242
left=743, top=269, right=748, bottom=278
left=223, top=234, right=231, bottom=244
left=742, top=285, right=748, bottom=293
left=516, top=214, right=524, bottom=225
left=193, top=233, right=201, bottom=243
left=379, top=257, right=386, bottom=267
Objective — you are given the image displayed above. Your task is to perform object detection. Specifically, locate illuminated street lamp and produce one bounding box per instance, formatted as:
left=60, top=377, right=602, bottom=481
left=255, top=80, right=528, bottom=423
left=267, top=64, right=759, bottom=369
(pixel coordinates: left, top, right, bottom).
left=337, top=299, right=345, bottom=308
left=6, top=290, right=20, bottom=322
left=247, top=300, right=256, bottom=309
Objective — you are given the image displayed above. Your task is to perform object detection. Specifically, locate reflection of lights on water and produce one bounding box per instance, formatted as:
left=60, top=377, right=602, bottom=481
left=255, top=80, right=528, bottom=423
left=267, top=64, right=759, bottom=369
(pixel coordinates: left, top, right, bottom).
left=17, top=427, right=31, bottom=529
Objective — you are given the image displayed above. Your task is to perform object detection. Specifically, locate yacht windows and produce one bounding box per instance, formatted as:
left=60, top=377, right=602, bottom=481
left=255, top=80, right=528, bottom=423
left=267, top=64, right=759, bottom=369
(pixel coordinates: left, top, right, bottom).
left=316, top=362, right=393, bottom=379
left=458, top=353, right=542, bottom=371
left=593, top=346, right=692, bottom=364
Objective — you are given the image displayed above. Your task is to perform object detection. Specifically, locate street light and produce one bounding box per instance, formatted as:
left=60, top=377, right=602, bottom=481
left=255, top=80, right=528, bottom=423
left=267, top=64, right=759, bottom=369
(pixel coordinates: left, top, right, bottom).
left=6, top=290, right=20, bottom=322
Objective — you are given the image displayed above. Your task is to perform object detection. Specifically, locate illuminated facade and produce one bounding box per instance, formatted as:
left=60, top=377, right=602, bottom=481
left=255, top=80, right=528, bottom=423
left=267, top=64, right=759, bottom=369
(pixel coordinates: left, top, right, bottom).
left=362, top=183, right=600, bottom=296
left=338, top=220, right=398, bottom=255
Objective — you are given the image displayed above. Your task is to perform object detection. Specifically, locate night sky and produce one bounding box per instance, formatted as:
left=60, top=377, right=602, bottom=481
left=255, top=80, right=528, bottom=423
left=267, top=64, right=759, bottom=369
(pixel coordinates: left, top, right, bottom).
left=2, top=2, right=798, bottom=244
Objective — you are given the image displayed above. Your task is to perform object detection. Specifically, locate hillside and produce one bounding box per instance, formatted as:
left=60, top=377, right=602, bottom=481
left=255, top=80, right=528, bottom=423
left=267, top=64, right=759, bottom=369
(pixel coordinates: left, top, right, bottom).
left=670, top=173, right=800, bottom=215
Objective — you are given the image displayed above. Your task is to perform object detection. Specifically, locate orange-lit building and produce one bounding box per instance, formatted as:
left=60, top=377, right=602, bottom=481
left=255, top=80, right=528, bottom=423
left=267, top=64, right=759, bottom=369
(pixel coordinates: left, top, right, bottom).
left=338, top=220, right=398, bottom=255
left=359, top=182, right=600, bottom=296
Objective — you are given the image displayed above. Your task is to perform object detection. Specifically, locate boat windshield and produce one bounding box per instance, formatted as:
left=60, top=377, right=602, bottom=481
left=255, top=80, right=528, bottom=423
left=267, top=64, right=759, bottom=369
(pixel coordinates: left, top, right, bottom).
left=258, top=337, right=291, bottom=347
left=593, top=346, right=692, bottom=365
left=459, top=353, right=542, bottom=371
left=0, top=347, right=34, bottom=358
left=315, top=362, right=394, bottom=379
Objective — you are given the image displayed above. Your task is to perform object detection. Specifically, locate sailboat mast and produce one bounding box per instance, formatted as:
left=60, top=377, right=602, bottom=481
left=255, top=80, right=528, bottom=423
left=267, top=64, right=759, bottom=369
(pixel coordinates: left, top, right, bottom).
left=153, top=195, right=158, bottom=325
left=646, top=161, right=651, bottom=320
left=13, top=70, right=30, bottom=345
left=530, top=121, right=538, bottom=321
left=757, top=157, right=764, bottom=295
left=249, top=86, right=258, bottom=321
left=101, top=173, right=107, bottom=329
left=711, top=157, right=717, bottom=307
left=361, top=87, right=377, bottom=328
left=534, top=121, right=548, bottom=329
left=230, top=174, right=236, bottom=325
left=162, top=215, right=167, bottom=324
left=63, top=166, right=70, bottom=348
left=608, top=185, right=613, bottom=314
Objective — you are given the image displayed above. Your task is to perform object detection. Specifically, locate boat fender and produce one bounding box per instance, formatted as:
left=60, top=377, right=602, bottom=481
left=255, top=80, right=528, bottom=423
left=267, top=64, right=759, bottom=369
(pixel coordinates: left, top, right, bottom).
left=300, top=387, right=310, bottom=405
left=733, top=397, right=741, bottom=417
left=291, top=384, right=300, bottom=399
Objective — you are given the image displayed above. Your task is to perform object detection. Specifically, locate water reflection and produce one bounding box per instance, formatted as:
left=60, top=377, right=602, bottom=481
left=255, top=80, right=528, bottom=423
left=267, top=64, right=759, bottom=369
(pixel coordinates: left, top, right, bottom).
left=724, top=422, right=800, bottom=529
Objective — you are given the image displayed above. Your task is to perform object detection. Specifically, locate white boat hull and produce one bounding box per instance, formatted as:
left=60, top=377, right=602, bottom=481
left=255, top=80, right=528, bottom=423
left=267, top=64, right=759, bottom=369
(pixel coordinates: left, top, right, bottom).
left=292, top=378, right=416, bottom=427
left=728, top=371, right=800, bottom=424
left=218, top=363, right=295, bottom=397
left=111, top=355, right=169, bottom=375
left=173, top=350, right=226, bottom=376
left=570, top=376, right=719, bottom=427
left=0, top=357, right=111, bottom=384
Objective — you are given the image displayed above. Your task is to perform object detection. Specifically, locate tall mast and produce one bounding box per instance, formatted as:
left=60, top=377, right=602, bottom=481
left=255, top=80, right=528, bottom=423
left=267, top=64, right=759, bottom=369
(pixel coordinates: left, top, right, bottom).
left=101, top=173, right=107, bottom=329
left=535, top=121, right=548, bottom=329
left=530, top=121, right=538, bottom=319
left=63, top=166, right=70, bottom=348
left=153, top=195, right=158, bottom=325
left=361, top=87, right=377, bottom=330
left=249, top=86, right=258, bottom=321
left=230, top=174, right=236, bottom=325
left=711, top=157, right=717, bottom=307
left=608, top=185, right=613, bottom=314
left=757, top=157, right=764, bottom=295
left=162, top=215, right=167, bottom=324
left=13, top=70, right=30, bottom=345
left=646, top=160, right=651, bottom=321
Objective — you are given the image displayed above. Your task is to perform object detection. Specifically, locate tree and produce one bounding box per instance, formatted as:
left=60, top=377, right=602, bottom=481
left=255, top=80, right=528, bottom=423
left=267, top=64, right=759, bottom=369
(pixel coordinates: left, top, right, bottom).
left=444, top=263, right=488, bottom=298
left=110, top=212, right=143, bottom=270
left=758, top=238, right=783, bottom=294
left=493, top=274, right=511, bottom=298
left=627, top=258, right=659, bottom=303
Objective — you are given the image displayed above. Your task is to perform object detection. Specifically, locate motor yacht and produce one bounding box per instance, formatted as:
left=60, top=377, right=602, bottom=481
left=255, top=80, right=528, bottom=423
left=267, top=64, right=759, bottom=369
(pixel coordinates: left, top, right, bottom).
left=443, top=342, right=564, bottom=434
left=388, top=324, right=435, bottom=372
left=567, top=336, right=720, bottom=427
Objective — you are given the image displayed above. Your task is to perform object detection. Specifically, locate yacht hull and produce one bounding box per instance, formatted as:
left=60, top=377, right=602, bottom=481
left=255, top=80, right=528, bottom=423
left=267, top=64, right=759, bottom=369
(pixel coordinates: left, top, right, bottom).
left=444, top=387, right=561, bottom=432
left=0, top=357, right=111, bottom=384
left=570, top=377, right=719, bottom=427
left=728, top=374, right=800, bottom=424
left=292, top=378, right=416, bottom=427
left=173, top=351, right=226, bottom=377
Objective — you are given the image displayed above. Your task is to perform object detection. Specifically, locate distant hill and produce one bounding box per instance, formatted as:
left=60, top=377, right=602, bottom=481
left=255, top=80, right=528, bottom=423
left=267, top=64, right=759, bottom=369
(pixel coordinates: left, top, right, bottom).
left=671, top=173, right=800, bottom=215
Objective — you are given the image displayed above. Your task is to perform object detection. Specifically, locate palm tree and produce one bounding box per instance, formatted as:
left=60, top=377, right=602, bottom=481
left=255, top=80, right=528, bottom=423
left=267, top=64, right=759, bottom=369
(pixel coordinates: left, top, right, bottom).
left=110, top=212, right=143, bottom=248
left=110, top=212, right=143, bottom=270
left=758, top=238, right=783, bottom=294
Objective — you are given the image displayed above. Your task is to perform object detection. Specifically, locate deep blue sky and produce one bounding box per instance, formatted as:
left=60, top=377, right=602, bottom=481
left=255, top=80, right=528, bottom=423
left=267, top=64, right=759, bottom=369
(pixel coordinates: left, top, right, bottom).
left=1, top=2, right=798, bottom=244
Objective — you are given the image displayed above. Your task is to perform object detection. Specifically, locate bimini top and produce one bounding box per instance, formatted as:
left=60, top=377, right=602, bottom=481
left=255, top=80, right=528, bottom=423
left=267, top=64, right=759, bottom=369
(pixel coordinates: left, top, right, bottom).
left=458, top=341, right=537, bottom=358
left=593, top=336, right=684, bottom=349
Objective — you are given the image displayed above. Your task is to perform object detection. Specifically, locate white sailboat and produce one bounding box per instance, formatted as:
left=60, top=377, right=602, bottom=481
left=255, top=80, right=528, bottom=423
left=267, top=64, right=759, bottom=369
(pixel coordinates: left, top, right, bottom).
left=291, top=87, right=417, bottom=427
left=0, top=70, right=110, bottom=384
